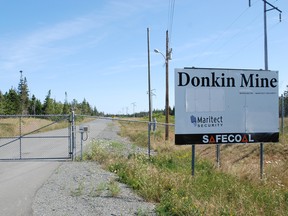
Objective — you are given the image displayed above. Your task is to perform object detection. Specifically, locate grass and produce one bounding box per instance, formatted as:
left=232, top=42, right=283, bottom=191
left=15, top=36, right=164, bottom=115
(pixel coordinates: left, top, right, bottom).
left=89, top=179, right=121, bottom=197
left=70, top=180, right=85, bottom=197
left=83, top=116, right=288, bottom=215
left=4, top=115, right=285, bottom=214
left=107, top=179, right=121, bottom=197
left=89, top=182, right=107, bottom=197
left=0, top=117, right=69, bottom=137
left=119, top=117, right=288, bottom=189
left=84, top=139, right=288, bottom=215
left=0, top=115, right=93, bottom=137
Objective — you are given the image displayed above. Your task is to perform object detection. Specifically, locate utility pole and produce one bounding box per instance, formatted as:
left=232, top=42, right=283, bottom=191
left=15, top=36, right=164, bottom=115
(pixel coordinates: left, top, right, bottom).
left=165, top=30, right=170, bottom=141
left=131, top=102, right=136, bottom=117
left=147, top=27, right=152, bottom=122
left=249, top=0, right=282, bottom=179
left=19, top=70, right=23, bottom=115
left=151, top=89, right=156, bottom=117
left=264, top=1, right=268, bottom=70
left=262, top=0, right=281, bottom=180
left=154, top=30, right=172, bottom=141
left=263, top=0, right=282, bottom=70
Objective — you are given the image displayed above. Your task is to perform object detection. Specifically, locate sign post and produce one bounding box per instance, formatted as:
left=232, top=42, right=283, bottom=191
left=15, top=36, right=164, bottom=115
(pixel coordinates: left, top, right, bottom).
left=192, top=144, right=195, bottom=176
left=175, top=67, right=279, bottom=176
left=216, top=144, right=220, bottom=168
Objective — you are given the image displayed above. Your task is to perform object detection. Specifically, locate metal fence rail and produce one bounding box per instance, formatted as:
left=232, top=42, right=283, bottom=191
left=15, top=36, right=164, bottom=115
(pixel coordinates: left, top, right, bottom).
left=0, top=114, right=176, bottom=160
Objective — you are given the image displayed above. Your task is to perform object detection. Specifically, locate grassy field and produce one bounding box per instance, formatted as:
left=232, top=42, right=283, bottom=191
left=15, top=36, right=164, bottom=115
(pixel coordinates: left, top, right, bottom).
left=0, top=117, right=70, bottom=137
left=84, top=116, right=288, bottom=215
left=2, top=115, right=287, bottom=214
left=0, top=115, right=95, bottom=137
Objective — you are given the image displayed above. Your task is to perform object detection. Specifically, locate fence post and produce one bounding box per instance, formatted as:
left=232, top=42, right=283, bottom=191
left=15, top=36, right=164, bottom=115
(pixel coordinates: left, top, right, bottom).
left=19, top=115, right=22, bottom=159
left=152, top=118, right=157, bottom=132
left=281, top=94, right=284, bottom=135
left=148, top=122, right=151, bottom=158
left=80, top=131, right=83, bottom=161
left=70, top=111, right=76, bottom=160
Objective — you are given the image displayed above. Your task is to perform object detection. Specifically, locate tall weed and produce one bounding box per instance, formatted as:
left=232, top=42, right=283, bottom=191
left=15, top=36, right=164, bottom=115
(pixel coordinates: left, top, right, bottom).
left=85, top=139, right=288, bottom=215
left=84, top=117, right=288, bottom=215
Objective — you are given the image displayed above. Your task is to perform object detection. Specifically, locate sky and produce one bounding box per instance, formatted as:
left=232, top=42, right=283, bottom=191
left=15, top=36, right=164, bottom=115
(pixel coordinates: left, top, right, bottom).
left=0, top=0, right=287, bottom=115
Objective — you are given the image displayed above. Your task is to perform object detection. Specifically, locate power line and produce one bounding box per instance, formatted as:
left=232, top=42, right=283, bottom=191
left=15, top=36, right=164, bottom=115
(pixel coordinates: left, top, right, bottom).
left=216, top=1, right=282, bottom=68
left=167, top=0, right=175, bottom=45
left=196, top=0, right=282, bottom=67
left=210, top=12, right=263, bottom=62
left=194, top=4, right=257, bottom=66
left=223, top=22, right=281, bottom=66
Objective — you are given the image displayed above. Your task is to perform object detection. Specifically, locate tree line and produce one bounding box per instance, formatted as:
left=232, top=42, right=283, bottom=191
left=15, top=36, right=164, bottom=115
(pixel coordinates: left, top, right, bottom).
left=280, top=87, right=288, bottom=117
left=0, top=72, right=101, bottom=116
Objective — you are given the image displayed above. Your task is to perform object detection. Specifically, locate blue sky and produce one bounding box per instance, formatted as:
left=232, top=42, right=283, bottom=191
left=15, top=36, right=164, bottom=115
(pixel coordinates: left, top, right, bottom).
left=0, top=0, right=287, bottom=114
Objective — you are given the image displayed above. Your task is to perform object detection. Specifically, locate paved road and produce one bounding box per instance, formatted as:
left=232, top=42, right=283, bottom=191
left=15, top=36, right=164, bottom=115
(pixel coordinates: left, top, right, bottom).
left=0, top=161, right=61, bottom=216
left=0, top=118, right=109, bottom=216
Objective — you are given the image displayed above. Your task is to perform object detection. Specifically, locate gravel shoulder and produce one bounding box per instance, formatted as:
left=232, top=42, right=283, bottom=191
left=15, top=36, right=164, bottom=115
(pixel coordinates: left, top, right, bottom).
left=32, top=120, right=156, bottom=216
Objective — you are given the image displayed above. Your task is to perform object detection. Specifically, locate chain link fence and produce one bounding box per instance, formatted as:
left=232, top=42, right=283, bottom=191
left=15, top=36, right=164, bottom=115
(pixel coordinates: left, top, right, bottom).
left=73, top=116, right=175, bottom=160
left=0, top=115, right=71, bottom=160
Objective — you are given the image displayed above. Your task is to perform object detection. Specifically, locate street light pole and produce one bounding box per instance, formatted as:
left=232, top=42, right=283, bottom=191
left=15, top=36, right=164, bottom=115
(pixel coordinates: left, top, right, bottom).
left=154, top=30, right=171, bottom=141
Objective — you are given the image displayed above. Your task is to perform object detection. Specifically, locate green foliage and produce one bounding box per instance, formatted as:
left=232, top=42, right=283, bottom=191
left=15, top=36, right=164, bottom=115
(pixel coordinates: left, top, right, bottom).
left=4, top=88, right=20, bottom=114
left=0, top=91, right=4, bottom=114
left=83, top=141, right=110, bottom=163
left=84, top=139, right=288, bottom=215
left=89, top=179, right=121, bottom=197
left=18, top=73, right=29, bottom=114
left=28, top=95, right=41, bottom=115
left=62, top=102, right=70, bottom=114
left=0, top=73, right=100, bottom=115
left=42, top=90, right=53, bottom=114
left=107, top=179, right=121, bottom=197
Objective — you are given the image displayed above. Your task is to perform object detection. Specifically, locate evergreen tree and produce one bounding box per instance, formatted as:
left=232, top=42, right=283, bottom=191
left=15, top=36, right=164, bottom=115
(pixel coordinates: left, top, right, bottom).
left=34, top=99, right=43, bottom=115
left=28, top=94, right=43, bottom=115
left=71, top=99, right=78, bottom=113
left=18, top=71, right=29, bottom=114
left=283, top=86, right=288, bottom=117
left=0, top=72, right=101, bottom=116
left=80, top=98, right=92, bottom=115
left=93, top=106, right=99, bottom=116
left=0, top=91, right=4, bottom=114
left=172, top=106, right=175, bottom=116
left=28, top=94, right=36, bottom=115
left=62, top=92, right=70, bottom=114
left=4, top=88, right=21, bottom=114
left=62, top=103, right=70, bottom=114
left=42, top=90, right=54, bottom=114
left=53, top=99, right=63, bottom=114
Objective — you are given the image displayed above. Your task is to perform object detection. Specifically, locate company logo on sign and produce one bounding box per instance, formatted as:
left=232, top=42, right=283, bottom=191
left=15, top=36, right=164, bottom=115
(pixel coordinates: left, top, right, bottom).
left=190, top=115, right=197, bottom=126
left=190, top=115, right=223, bottom=128
left=202, top=134, right=255, bottom=144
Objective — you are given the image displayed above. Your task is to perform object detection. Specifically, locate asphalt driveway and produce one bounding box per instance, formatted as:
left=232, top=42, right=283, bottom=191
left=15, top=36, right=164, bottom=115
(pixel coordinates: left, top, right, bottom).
left=0, top=118, right=109, bottom=216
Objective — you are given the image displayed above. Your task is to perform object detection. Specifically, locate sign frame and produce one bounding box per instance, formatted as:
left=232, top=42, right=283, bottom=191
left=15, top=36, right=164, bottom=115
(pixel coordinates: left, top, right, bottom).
left=175, top=67, right=279, bottom=145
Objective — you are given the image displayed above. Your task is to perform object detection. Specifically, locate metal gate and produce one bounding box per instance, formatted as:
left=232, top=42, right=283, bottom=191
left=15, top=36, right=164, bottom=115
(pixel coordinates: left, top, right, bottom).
left=0, top=114, right=75, bottom=160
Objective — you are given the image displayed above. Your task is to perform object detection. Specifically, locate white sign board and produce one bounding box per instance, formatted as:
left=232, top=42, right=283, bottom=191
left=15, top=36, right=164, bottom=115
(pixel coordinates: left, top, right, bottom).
left=175, top=67, right=279, bottom=144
